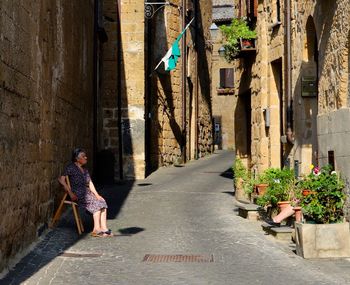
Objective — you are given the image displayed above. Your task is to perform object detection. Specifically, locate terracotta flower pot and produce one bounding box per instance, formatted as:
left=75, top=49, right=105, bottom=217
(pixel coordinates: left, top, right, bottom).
left=277, top=201, right=291, bottom=212
left=302, top=189, right=316, bottom=196
left=293, top=206, right=303, bottom=222
left=254, top=183, right=268, bottom=196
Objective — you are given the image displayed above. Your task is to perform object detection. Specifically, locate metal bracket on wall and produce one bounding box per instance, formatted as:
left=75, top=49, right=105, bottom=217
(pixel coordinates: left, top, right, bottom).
left=145, top=2, right=178, bottom=19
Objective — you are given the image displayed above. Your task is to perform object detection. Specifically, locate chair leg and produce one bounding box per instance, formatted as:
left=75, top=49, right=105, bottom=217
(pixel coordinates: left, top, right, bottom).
left=50, top=193, right=68, bottom=228
left=72, top=204, right=83, bottom=235
left=77, top=210, right=84, bottom=233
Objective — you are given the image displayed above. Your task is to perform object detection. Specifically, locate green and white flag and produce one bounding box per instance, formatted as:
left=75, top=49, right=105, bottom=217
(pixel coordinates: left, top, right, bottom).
left=154, top=18, right=194, bottom=72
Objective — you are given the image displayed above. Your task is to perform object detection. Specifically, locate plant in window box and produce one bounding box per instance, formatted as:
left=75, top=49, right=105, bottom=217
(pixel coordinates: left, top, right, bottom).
left=240, top=38, right=256, bottom=49
left=220, top=18, right=257, bottom=62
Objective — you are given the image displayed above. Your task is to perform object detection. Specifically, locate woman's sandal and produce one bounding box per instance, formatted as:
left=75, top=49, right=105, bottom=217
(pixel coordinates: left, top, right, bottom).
left=91, top=230, right=113, bottom=237
left=91, top=231, right=105, bottom=237
left=103, top=229, right=113, bottom=237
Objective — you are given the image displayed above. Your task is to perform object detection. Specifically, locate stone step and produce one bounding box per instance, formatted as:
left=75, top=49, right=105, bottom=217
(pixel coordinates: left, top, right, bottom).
left=262, top=223, right=294, bottom=241
left=235, top=202, right=263, bottom=221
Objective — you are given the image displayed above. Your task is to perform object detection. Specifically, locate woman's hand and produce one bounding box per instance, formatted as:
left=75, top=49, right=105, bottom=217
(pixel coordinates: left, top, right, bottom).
left=69, top=192, right=78, bottom=202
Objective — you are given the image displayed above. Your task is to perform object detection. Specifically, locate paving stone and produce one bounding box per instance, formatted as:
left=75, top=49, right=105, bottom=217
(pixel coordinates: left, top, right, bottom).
left=2, top=151, right=350, bottom=284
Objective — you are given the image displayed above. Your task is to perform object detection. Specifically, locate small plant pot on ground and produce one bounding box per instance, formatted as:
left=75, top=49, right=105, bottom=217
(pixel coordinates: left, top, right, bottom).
left=293, top=206, right=302, bottom=223
left=235, top=178, right=251, bottom=203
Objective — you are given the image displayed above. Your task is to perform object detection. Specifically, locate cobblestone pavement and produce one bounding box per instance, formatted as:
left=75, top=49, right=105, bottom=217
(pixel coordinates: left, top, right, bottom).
left=2, top=150, right=350, bottom=284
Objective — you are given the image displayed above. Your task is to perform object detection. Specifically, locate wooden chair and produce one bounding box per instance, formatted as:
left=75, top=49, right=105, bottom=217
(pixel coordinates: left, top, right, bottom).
left=50, top=176, right=84, bottom=235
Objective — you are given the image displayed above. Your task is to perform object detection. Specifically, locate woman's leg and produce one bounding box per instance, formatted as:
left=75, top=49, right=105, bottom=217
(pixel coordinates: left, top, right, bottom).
left=273, top=205, right=295, bottom=223
left=100, top=208, right=108, bottom=231
left=93, top=210, right=102, bottom=232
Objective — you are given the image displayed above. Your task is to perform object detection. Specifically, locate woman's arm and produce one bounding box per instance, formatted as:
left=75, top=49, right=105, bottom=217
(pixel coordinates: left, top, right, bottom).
left=89, top=180, right=105, bottom=201
left=58, top=176, right=78, bottom=201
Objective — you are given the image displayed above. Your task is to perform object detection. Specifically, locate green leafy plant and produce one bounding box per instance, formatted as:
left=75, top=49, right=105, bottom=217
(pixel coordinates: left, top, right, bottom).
left=256, top=168, right=296, bottom=208
left=220, top=18, right=257, bottom=62
left=233, top=158, right=255, bottom=195
left=300, top=165, right=346, bottom=224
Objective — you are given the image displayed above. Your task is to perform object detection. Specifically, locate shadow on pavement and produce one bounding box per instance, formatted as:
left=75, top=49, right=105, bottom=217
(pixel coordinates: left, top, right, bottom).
left=118, top=227, right=144, bottom=235
left=220, top=167, right=233, bottom=179
left=0, top=181, right=135, bottom=284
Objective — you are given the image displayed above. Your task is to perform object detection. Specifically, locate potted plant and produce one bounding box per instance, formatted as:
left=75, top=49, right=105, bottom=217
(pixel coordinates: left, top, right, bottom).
left=220, top=18, right=257, bottom=62
left=295, top=165, right=350, bottom=258
left=298, top=165, right=345, bottom=224
left=239, top=38, right=256, bottom=49
left=255, top=168, right=296, bottom=210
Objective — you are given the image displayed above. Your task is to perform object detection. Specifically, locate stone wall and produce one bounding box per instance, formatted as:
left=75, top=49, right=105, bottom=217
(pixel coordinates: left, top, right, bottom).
left=315, top=0, right=350, bottom=218
left=100, top=0, right=145, bottom=180
left=0, top=0, right=94, bottom=274
left=119, top=0, right=145, bottom=179
left=251, top=0, right=350, bottom=217
left=250, top=0, right=285, bottom=173
left=148, top=0, right=213, bottom=170
left=100, top=0, right=120, bottom=181
left=196, top=1, right=213, bottom=159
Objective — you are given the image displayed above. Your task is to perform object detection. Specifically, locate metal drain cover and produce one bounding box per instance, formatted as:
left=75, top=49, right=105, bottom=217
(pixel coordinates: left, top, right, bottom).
left=142, top=254, right=214, bottom=263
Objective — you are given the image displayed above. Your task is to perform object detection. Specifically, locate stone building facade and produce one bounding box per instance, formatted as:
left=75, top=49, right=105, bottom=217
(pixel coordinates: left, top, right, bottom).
left=0, top=0, right=214, bottom=274
left=100, top=0, right=213, bottom=178
left=0, top=0, right=95, bottom=274
left=211, top=0, right=237, bottom=151
left=99, top=0, right=146, bottom=180
left=146, top=0, right=213, bottom=171
left=241, top=0, right=350, bottom=212
left=210, top=0, right=256, bottom=168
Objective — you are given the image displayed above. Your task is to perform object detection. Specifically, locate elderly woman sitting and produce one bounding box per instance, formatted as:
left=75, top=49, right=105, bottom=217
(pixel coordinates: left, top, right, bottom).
left=58, top=148, right=113, bottom=237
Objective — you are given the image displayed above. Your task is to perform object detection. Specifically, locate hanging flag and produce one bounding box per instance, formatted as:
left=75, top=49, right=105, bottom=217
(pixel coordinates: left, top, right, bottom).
left=153, top=18, right=194, bottom=72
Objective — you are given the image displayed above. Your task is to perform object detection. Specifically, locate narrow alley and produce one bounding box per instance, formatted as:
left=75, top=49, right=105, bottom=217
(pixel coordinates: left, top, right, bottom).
left=2, top=151, right=350, bottom=284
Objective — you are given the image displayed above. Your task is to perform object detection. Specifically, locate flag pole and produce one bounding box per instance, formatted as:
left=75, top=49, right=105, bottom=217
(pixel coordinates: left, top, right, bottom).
left=150, top=17, right=194, bottom=76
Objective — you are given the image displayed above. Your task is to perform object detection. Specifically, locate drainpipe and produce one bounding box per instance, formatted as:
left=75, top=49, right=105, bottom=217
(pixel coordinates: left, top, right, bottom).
left=181, top=0, right=187, bottom=163
left=285, top=0, right=294, bottom=144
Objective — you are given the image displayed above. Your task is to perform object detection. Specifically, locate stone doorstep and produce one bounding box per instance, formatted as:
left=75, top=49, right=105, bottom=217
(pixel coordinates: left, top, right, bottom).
left=236, top=203, right=262, bottom=221
left=262, top=223, right=294, bottom=241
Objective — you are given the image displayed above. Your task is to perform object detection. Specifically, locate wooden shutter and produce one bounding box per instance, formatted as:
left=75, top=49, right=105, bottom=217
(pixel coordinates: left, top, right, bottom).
left=220, top=68, right=234, bottom=88
left=254, top=0, right=258, bottom=17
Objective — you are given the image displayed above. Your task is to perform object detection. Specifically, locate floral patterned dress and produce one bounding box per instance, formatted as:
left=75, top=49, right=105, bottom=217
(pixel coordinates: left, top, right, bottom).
left=63, top=163, right=108, bottom=214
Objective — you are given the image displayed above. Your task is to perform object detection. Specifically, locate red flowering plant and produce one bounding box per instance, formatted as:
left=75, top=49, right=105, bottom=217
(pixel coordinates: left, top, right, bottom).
left=298, top=165, right=346, bottom=224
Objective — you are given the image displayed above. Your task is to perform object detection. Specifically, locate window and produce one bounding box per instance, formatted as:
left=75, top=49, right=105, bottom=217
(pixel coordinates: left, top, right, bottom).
left=246, top=0, right=258, bottom=18
left=219, top=68, right=234, bottom=88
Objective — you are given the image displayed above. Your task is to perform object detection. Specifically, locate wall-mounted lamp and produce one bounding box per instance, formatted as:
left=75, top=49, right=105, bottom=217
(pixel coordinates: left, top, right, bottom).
left=218, top=46, right=226, bottom=57
left=263, top=108, right=270, bottom=128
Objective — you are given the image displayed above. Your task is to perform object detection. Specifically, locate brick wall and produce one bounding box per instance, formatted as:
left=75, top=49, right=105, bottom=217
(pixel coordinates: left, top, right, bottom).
left=0, top=0, right=94, bottom=273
